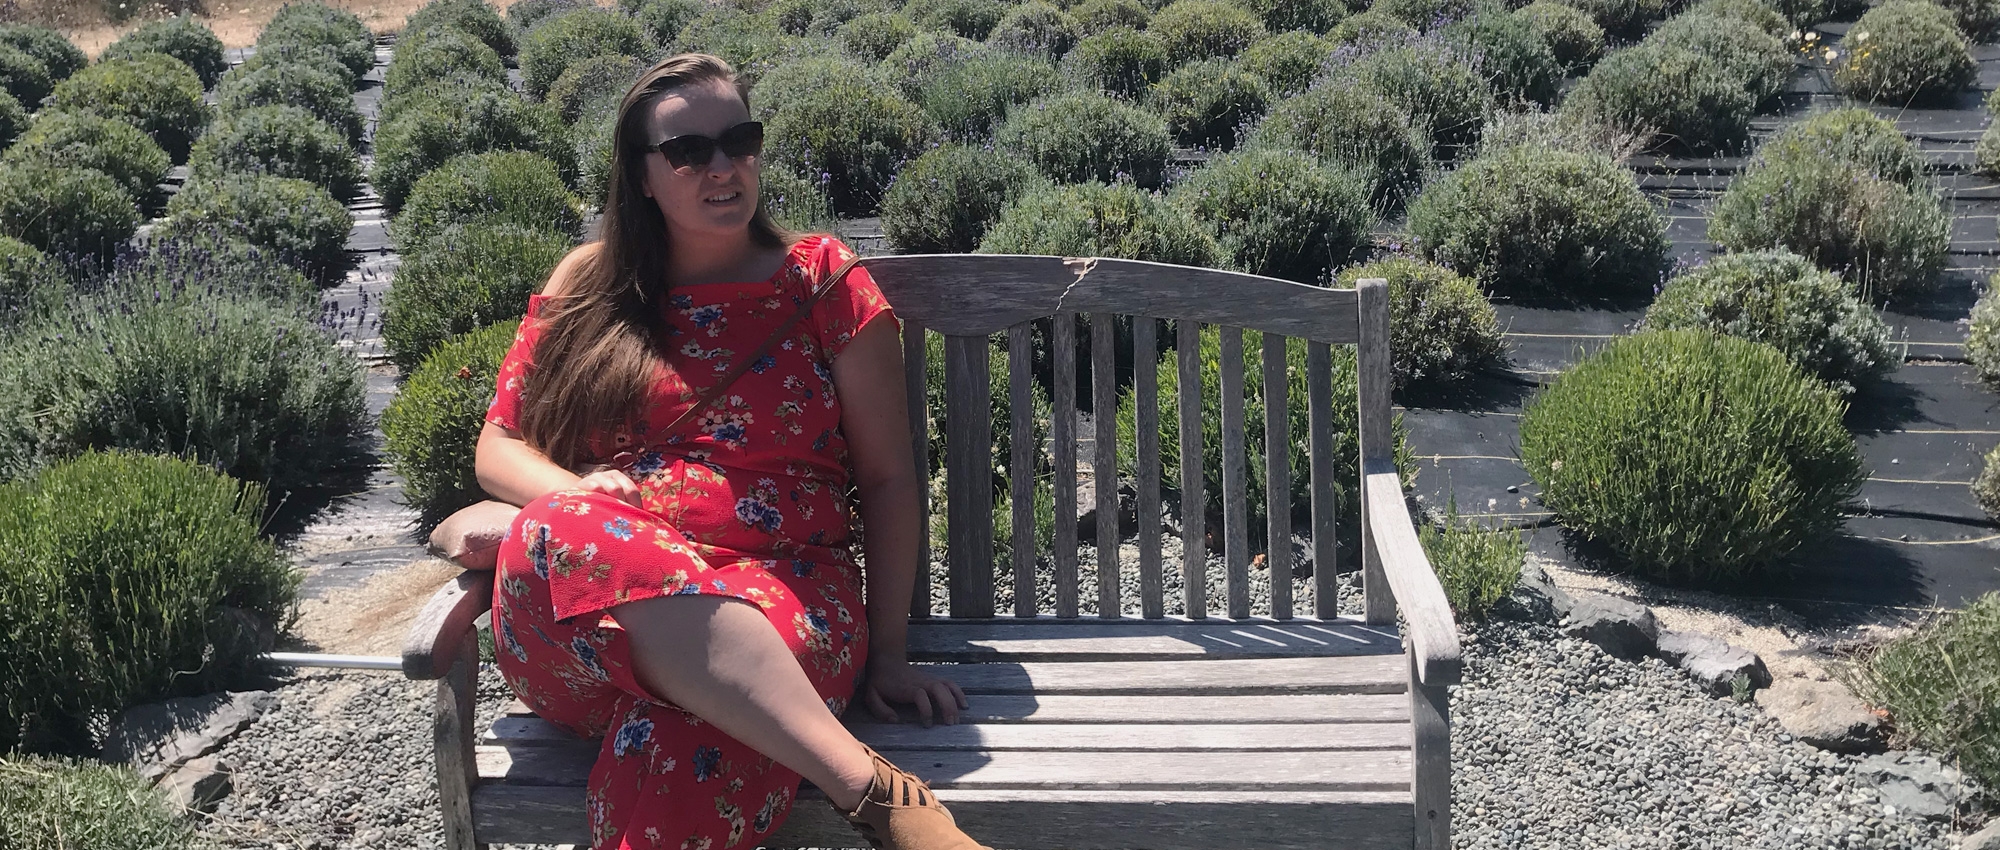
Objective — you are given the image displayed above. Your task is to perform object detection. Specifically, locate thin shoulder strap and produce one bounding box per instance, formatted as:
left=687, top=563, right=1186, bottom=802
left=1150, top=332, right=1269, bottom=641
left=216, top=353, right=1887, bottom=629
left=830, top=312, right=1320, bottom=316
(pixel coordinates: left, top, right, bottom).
left=661, top=251, right=865, bottom=438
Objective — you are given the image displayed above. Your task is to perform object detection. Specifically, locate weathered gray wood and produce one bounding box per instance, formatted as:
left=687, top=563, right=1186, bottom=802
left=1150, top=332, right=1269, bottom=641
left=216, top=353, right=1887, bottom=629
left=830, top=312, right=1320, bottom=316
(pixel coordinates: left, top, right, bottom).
left=1091, top=311, right=1119, bottom=618
left=945, top=333, right=995, bottom=618
left=847, top=691, right=1412, bottom=724
left=1219, top=327, right=1250, bottom=619
left=902, top=617, right=1403, bottom=661
left=1263, top=332, right=1292, bottom=621
left=1367, top=469, right=1462, bottom=686
left=472, top=785, right=585, bottom=845
left=858, top=255, right=1361, bottom=345
left=1132, top=317, right=1163, bottom=620
left=1355, top=278, right=1395, bottom=624
left=402, top=570, right=493, bottom=680
left=436, top=631, right=479, bottom=850
left=1052, top=312, right=1079, bottom=618
left=1008, top=322, right=1036, bottom=618
left=848, top=721, right=1410, bottom=752
left=905, top=319, right=932, bottom=618
left=921, top=654, right=1407, bottom=695
left=1411, top=652, right=1453, bottom=850
left=1177, top=319, right=1206, bottom=619
left=1307, top=341, right=1339, bottom=619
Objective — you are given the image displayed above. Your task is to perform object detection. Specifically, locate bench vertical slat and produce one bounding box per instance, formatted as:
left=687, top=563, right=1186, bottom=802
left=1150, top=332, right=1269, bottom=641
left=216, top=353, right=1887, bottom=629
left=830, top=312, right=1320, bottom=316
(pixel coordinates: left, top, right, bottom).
left=904, top=319, right=932, bottom=618
left=436, top=630, right=479, bottom=850
left=1307, top=341, right=1339, bottom=619
left=1356, top=280, right=1394, bottom=624
left=1176, top=320, right=1206, bottom=619
left=1009, top=322, right=1036, bottom=618
left=1091, top=312, right=1119, bottom=618
left=1263, top=332, right=1292, bottom=621
left=1052, top=313, right=1080, bottom=618
left=1133, top=317, right=1163, bottom=619
left=1219, top=327, right=1250, bottom=619
left=945, top=333, right=995, bottom=619
left=1412, top=651, right=1452, bottom=849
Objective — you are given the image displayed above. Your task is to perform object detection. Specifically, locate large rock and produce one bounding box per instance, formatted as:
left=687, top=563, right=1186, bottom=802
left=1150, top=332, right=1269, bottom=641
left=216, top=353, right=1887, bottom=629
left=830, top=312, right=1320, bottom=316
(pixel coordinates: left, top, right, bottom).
left=1960, top=819, right=2000, bottom=850
left=1491, top=559, right=1572, bottom=623
left=100, top=691, right=274, bottom=781
left=159, top=755, right=234, bottom=814
left=1853, top=751, right=1966, bottom=822
left=1753, top=678, right=1886, bottom=753
left=1655, top=628, right=1772, bottom=697
left=1561, top=590, right=1658, bottom=659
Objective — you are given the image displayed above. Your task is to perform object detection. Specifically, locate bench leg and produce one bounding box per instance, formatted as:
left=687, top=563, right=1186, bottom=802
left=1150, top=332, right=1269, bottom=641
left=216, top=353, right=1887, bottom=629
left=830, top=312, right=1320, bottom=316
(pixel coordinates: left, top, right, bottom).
left=436, top=630, right=483, bottom=850
left=1410, top=651, right=1451, bottom=849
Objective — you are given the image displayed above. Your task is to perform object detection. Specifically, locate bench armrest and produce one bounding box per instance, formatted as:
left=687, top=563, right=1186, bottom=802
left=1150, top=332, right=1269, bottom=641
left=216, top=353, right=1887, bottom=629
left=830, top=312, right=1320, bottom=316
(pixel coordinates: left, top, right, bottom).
left=1364, top=464, right=1462, bottom=687
left=402, top=570, right=495, bottom=680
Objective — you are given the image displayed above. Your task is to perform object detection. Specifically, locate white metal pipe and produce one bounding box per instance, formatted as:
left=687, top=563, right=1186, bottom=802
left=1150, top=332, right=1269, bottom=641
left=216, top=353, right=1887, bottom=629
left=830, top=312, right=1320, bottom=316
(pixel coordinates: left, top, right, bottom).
left=260, top=652, right=403, bottom=671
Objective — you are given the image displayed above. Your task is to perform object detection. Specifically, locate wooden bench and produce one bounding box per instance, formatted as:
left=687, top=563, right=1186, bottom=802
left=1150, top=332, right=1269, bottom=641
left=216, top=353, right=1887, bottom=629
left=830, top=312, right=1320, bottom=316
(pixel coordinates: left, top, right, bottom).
left=402, top=255, right=1461, bottom=849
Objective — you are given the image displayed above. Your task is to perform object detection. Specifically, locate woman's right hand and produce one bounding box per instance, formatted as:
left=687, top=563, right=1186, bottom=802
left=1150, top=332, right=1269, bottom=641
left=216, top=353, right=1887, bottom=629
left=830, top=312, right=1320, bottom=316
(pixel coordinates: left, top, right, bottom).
left=565, top=465, right=643, bottom=508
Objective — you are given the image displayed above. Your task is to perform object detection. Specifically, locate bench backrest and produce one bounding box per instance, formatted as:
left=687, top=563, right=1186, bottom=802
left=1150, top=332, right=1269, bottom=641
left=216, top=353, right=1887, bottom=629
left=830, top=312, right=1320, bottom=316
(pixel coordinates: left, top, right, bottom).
left=859, top=254, right=1397, bottom=623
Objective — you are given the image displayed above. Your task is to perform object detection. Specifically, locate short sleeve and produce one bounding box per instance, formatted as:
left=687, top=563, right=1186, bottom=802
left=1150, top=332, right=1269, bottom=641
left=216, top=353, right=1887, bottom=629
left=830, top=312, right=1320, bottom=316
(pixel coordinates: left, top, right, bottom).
left=484, top=295, right=551, bottom=431
left=806, top=236, right=897, bottom=362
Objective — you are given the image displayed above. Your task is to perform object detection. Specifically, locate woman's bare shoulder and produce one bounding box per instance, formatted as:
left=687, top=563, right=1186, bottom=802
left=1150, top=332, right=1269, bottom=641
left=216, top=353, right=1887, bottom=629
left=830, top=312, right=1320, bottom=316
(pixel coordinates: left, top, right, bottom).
left=538, top=241, right=605, bottom=299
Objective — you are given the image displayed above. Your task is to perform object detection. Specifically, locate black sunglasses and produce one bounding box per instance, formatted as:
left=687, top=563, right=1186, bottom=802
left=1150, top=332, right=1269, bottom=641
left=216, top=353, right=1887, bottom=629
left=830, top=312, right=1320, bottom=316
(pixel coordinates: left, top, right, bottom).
left=650, top=121, right=765, bottom=173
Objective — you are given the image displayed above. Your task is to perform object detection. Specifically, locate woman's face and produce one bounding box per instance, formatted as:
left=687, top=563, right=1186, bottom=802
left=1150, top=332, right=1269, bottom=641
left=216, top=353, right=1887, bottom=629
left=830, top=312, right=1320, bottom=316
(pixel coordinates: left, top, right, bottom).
left=640, top=77, right=760, bottom=240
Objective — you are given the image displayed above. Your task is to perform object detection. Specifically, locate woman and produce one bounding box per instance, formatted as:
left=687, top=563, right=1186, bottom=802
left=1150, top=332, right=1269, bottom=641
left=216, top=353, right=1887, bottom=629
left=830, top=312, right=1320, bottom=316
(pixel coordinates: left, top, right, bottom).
left=473, top=53, right=989, bottom=850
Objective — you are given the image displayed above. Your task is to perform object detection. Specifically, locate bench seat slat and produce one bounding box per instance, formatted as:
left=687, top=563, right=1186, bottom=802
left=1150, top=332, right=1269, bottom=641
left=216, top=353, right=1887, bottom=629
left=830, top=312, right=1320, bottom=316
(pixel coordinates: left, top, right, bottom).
left=491, top=719, right=1410, bottom=751
left=904, top=618, right=1402, bottom=660
left=925, top=654, right=1407, bottom=694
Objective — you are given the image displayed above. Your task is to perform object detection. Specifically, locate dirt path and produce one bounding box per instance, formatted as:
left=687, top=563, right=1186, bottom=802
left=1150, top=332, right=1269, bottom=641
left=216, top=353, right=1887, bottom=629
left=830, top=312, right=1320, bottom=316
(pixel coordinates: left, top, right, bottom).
left=12, top=0, right=550, bottom=56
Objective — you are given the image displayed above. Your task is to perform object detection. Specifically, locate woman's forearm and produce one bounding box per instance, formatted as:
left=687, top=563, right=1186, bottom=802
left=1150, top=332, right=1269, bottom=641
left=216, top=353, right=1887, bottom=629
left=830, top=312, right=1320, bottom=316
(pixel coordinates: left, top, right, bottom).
left=475, top=425, right=585, bottom=507
left=855, top=472, right=923, bottom=666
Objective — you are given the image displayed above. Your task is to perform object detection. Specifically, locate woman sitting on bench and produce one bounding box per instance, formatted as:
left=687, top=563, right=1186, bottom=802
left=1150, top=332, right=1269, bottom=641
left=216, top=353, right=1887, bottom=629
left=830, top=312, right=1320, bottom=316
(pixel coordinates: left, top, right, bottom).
left=472, top=52, right=990, bottom=850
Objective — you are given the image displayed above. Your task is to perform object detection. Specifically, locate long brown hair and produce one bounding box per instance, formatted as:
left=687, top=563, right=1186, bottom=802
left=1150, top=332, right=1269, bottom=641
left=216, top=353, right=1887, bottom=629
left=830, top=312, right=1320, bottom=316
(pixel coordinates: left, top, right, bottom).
left=519, top=53, right=799, bottom=470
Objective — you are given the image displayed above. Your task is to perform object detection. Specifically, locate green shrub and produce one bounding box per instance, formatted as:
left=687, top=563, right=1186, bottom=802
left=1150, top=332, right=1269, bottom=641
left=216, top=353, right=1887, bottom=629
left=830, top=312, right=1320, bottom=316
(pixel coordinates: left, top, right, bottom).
left=2, top=111, right=171, bottom=209
left=1407, top=144, right=1667, bottom=297
left=572, top=97, right=621, bottom=208
left=987, top=2, right=1082, bottom=57
left=996, top=91, right=1172, bottom=188
left=0, top=164, right=140, bottom=265
left=1514, top=1, right=1603, bottom=72
left=1708, top=155, right=1948, bottom=303
left=158, top=173, right=353, bottom=287
left=1758, top=107, right=1927, bottom=189
left=1417, top=494, right=1525, bottom=621
left=1519, top=329, right=1863, bottom=583
left=383, top=225, right=567, bottom=372
left=187, top=104, right=363, bottom=203
left=1115, top=325, right=1416, bottom=561
left=672, top=5, right=798, bottom=76
left=766, top=0, right=884, bottom=37
left=0, top=756, right=201, bottom=844
left=919, top=53, right=1064, bottom=142
left=402, top=0, right=518, bottom=61
left=509, top=0, right=588, bottom=32
left=0, top=91, right=24, bottom=151
left=1447, top=6, right=1562, bottom=107
left=879, top=29, right=986, bottom=98
left=381, top=322, right=520, bottom=529
left=1247, top=81, right=1433, bottom=207
left=905, top=0, right=1013, bottom=39
left=371, top=83, right=572, bottom=212
left=547, top=53, right=645, bottom=125
left=1332, top=256, right=1503, bottom=386
left=230, top=40, right=356, bottom=86
left=0, top=24, right=85, bottom=83
left=384, top=25, right=507, bottom=99
left=1685, top=0, right=1789, bottom=33
left=979, top=180, right=1223, bottom=265
left=1835, top=1, right=1975, bottom=106
left=1767, top=0, right=1861, bottom=26
left=1238, top=32, right=1333, bottom=97
left=258, top=1, right=377, bottom=81
left=1476, top=107, right=1650, bottom=162
left=99, top=15, right=227, bottom=88
left=1329, top=8, right=1419, bottom=43
left=1848, top=592, right=2000, bottom=792
left=1242, top=0, right=1350, bottom=32
left=393, top=151, right=585, bottom=252
left=1978, top=444, right=2000, bottom=519
left=636, top=0, right=706, bottom=46
left=520, top=8, right=650, bottom=99
left=1146, top=59, right=1269, bottom=149
left=216, top=61, right=366, bottom=146
left=1172, top=147, right=1372, bottom=283
left=1649, top=10, right=1792, bottom=105
left=0, top=44, right=51, bottom=109
left=1972, top=277, right=2000, bottom=386
left=0, top=236, right=63, bottom=329
left=1150, top=0, right=1266, bottom=63
left=1063, top=27, right=1168, bottom=99
left=837, top=11, right=921, bottom=61
left=883, top=144, right=1044, bottom=253
left=1641, top=251, right=1894, bottom=395
left=1071, top=0, right=1153, bottom=30
left=0, top=246, right=369, bottom=502
left=1558, top=0, right=1672, bottom=38
left=1558, top=42, right=1755, bottom=155
left=1370, top=0, right=1477, bottom=27
left=760, top=165, right=839, bottom=232
left=761, top=65, right=934, bottom=215
left=1936, top=0, right=2000, bottom=38
left=0, top=451, right=296, bottom=755
left=1332, top=36, right=1493, bottom=158
left=46, top=54, right=207, bottom=164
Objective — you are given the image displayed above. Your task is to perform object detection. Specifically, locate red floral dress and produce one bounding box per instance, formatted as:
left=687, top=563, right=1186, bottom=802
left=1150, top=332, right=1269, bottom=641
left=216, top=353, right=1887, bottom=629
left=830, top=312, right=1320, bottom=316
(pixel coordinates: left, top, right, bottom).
left=484, top=235, right=895, bottom=850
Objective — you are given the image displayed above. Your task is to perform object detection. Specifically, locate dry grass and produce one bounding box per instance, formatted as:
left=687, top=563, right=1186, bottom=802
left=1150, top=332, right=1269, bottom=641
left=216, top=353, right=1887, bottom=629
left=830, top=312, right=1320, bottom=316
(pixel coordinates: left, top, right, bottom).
left=9, top=0, right=568, bottom=56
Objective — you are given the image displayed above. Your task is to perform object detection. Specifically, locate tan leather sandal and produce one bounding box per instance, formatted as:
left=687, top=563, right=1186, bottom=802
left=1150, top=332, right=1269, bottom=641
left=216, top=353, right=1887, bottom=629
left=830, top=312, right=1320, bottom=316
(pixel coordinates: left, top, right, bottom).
left=832, top=745, right=993, bottom=850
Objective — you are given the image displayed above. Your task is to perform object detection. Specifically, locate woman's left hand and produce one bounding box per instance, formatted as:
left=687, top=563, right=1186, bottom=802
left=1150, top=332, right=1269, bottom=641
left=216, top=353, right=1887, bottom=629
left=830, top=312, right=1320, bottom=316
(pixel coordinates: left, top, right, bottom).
left=862, top=659, right=968, bottom=727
